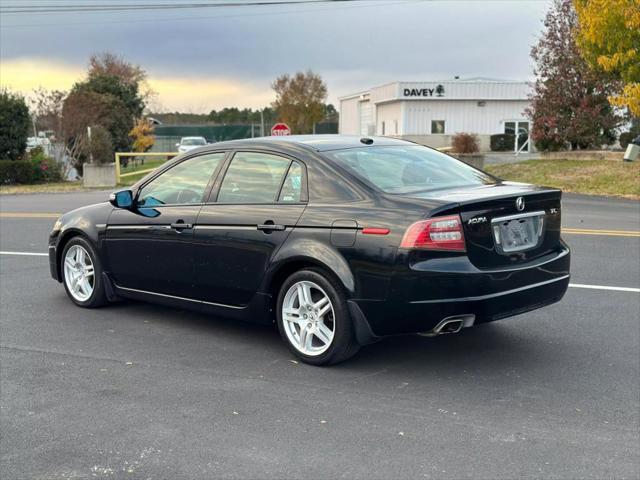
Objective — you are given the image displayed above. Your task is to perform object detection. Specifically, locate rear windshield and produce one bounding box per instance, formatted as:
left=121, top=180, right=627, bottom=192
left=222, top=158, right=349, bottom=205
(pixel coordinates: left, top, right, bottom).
left=325, top=145, right=496, bottom=194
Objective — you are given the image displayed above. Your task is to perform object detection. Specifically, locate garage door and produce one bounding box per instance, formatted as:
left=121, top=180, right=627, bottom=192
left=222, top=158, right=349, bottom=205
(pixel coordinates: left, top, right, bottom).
left=359, top=101, right=373, bottom=136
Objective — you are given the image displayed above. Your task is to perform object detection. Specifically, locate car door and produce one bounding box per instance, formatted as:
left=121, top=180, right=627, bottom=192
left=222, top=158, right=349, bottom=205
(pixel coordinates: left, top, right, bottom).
left=192, top=151, right=307, bottom=306
left=105, top=152, right=227, bottom=298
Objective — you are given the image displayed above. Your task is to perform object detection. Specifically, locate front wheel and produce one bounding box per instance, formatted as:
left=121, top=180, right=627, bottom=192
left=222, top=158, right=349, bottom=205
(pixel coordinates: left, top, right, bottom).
left=61, top=236, right=108, bottom=308
left=276, top=269, right=360, bottom=365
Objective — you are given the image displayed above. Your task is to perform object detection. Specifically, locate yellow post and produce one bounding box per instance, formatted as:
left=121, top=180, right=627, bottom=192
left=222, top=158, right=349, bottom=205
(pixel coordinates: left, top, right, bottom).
left=114, top=153, right=121, bottom=184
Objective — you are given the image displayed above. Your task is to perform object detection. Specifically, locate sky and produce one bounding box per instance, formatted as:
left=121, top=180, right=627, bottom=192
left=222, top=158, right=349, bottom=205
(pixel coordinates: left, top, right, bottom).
left=0, top=0, right=551, bottom=113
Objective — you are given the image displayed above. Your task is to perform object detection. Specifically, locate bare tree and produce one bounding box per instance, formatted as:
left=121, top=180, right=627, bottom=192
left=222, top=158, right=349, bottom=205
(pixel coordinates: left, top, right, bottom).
left=29, top=88, right=67, bottom=139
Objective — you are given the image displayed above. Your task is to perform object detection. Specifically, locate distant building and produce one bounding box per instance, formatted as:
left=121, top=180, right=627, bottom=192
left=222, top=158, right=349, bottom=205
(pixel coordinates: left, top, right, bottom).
left=339, top=78, right=533, bottom=152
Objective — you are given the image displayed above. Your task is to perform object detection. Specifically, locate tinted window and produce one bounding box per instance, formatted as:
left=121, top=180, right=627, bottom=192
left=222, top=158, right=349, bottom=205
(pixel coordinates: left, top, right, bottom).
left=278, top=162, right=303, bottom=203
left=138, top=153, right=224, bottom=206
left=325, top=145, right=496, bottom=194
left=218, top=152, right=291, bottom=203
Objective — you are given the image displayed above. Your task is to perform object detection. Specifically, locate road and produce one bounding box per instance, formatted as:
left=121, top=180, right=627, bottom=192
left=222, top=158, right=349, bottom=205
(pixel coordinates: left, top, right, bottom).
left=1, top=191, right=638, bottom=479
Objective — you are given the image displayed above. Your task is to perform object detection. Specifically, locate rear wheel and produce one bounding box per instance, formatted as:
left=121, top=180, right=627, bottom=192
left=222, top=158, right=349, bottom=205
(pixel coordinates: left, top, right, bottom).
left=276, top=269, right=359, bottom=365
left=61, top=236, right=108, bottom=308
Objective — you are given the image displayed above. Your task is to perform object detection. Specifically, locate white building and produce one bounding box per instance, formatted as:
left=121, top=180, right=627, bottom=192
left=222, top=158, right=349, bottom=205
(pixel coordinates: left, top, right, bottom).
left=339, top=78, right=533, bottom=152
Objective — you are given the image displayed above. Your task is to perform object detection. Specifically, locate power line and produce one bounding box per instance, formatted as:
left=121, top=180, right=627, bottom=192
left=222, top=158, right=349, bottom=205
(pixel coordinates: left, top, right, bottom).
left=0, top=0, right=548, bottom=13
left=0, top=0, right=411, bottom=27
left=3, top=0, right=358, bottom=14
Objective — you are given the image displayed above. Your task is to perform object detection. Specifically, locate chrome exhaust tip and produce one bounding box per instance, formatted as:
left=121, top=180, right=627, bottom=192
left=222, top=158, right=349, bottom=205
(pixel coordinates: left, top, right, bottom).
left=418, top=314, right=475, bottom=337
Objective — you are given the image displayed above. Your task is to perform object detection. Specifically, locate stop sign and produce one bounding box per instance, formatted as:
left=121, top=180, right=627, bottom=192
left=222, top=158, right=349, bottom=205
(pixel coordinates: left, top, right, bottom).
left=271, top=123, right=291, bottom=136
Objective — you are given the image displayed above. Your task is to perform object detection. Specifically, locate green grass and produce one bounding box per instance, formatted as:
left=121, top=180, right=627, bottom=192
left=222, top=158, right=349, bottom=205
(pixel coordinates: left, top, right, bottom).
left=118, top=158, right=169, bottom=186
left=0, top=181, right=93, bottom=195
left=486, top=159, right=640, bottom=199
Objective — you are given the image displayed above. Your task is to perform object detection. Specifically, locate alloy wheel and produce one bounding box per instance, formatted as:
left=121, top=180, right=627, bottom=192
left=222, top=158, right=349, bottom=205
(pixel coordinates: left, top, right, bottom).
left=282, top=280, right=335, bottom=356
left=64, top=245, right=95, bottom=302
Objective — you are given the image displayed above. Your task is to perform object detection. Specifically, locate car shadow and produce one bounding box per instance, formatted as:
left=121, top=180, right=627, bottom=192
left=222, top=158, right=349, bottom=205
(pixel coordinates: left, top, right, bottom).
left=103, top=299, right=549, bottom=378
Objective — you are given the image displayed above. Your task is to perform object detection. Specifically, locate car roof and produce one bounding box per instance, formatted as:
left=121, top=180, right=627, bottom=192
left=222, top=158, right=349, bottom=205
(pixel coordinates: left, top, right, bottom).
left=210, top=134, right=413, bottom=152
left=181, top=136, right=206, bottom=140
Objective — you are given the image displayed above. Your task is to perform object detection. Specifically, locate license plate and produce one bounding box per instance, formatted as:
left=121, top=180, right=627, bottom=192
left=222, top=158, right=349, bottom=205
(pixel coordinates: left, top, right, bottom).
left=492, top=211, right=545, bottom=254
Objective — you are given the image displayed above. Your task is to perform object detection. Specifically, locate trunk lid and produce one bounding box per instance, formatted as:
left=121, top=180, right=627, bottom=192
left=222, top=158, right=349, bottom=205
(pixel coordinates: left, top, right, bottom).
left=406, top=182, right=562, bottom=269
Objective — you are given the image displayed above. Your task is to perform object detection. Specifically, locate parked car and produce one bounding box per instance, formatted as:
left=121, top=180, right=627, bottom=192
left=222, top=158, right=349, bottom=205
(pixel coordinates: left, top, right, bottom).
left=176, top=136, right=208, bottom=153
left=49, top=135, right=570, bottom=365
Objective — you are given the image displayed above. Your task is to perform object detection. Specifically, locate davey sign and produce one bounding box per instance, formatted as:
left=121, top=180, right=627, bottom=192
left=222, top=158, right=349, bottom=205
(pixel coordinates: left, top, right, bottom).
left=403, top=84, right=445, bottom=98
left=271, top=123, right=291, bottom=136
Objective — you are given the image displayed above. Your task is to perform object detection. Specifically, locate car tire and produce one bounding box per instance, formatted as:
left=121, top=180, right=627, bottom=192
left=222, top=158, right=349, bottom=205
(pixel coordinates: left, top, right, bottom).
left=61, top=236, right=108, bottom=308
left=276, top=268, right=360, bottom=366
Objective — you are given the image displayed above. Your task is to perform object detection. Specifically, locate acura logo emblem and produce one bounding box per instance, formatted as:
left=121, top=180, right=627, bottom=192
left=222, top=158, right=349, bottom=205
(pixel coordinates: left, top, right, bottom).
left=515, top=197, right=525, bottom=211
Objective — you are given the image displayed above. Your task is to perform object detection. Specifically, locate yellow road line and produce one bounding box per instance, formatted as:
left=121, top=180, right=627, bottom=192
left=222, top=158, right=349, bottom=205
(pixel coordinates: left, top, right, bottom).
left=563, top=228, right=640, bottom=237
left=0, top=212, right=61, bottom=218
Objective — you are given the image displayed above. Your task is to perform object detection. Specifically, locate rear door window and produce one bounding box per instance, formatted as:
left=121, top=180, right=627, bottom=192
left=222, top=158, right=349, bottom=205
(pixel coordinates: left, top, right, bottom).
left=217, top=152, right=292, bottom=203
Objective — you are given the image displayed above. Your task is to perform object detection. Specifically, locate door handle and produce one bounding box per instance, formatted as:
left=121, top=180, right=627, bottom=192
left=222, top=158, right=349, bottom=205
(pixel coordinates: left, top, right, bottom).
left=257, top=222, right=285, bottom=232
left=170, top=222, right=192, bottom=231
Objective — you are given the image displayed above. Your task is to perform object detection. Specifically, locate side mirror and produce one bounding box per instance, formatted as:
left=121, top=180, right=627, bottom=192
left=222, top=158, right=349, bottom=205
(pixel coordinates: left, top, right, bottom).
left=175, top=143, right=180, bottom=147
left=109, top=189, right=133, bottom=209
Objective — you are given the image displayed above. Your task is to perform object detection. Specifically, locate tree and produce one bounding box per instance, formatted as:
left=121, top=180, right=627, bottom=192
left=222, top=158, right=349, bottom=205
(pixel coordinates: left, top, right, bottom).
left=129, top=118, right=155, bottom=152
left=62, top=89, right=131, bottom=168
left=75, top=74, right=145, bottom=120
left=527, top=0, right=621, bottom=150
left=29, top=87, right=66, bottom=139
left=574, top=0, right=640, bottom=116
left=89, top=52, right=146, bottom=87
left=272, top=71, right=328, bottom=134
left=0, top=90, right=30, bottom=160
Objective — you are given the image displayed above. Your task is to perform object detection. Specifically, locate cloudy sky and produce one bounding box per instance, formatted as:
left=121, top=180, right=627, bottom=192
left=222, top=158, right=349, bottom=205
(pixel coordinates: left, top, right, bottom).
left=0, top=0, right=550, bottom=112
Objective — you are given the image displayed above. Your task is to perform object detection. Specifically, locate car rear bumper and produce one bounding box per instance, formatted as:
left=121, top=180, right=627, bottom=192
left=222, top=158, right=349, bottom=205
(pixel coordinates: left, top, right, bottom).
left=354, top=243, right=571, bottom=337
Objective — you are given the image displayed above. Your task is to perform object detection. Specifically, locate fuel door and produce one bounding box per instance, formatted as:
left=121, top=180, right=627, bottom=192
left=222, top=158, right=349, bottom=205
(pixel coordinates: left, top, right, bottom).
left=330, top=220, right=358, bottom=247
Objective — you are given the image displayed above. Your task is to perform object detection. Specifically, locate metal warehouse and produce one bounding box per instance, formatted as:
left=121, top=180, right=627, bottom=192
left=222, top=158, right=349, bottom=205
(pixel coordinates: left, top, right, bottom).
left=339, top=78, right=532, bottom=152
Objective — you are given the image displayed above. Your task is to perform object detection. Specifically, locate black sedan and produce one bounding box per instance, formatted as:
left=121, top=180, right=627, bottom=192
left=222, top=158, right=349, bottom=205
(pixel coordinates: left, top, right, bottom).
left=49, top=135, right=570, bottom=365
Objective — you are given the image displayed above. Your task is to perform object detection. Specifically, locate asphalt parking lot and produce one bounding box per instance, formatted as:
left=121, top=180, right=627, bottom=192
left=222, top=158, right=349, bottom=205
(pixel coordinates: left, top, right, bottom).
left=1, top=191, right=639, bottom=479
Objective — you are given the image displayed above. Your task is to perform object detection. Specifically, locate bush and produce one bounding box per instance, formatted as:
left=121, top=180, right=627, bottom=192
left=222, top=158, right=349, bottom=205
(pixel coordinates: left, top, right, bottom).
left=452, top=132, right=480, bottom=154
left=0, top=148, right=63, bottom=184
left=28, top=147, right=63, bottom=182
left=88, top=125, right=114, bottom=165
left=0, top=160, right=36, bottom=184
left=490, top=133, right=516, bottom=152
left=0, top=90, right=31, bottom=160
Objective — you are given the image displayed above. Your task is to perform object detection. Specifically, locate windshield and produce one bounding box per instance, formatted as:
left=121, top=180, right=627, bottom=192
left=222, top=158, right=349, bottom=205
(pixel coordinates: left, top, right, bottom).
left=325, top=145, right=496, bottom=194
left=182, top=138, right=206, bottom=146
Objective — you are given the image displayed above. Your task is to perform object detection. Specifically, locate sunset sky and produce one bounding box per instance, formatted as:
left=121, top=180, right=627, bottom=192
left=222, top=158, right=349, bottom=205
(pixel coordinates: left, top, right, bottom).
left=0, top=0, right=550, bottom=112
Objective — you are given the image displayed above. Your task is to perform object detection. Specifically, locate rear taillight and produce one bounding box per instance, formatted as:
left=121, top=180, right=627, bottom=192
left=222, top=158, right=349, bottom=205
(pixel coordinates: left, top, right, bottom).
left=400, top=215, right=466, bottom=251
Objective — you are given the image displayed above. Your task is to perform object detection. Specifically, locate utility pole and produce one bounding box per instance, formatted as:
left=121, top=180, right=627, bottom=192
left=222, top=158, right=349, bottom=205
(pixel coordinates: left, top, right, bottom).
left=87, top=126, right=93, bottom=163
left=260, top=109, right=265, bottom=137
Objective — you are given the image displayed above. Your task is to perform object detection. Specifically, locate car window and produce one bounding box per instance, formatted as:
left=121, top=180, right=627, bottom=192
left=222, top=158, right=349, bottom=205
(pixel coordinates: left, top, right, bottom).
left=278, top=162, right=303, bottom=203
left=217, top=152, right=291, bottom=203
left=138, top=152, right=224, bottom=206
left=325, top=145, right=496, bottom=194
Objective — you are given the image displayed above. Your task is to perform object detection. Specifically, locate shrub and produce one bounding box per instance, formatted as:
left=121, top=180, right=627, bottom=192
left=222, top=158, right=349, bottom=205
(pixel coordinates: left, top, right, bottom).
left=619, top=131, right=634, bottom=149
left=490, top=133, right=516, bottom=152
left=88, top=125, right=114, bottom=165
left=28, top=147, right=63, bottom=182
left=0, top=148, right=63, bottom=184
left=0, top=160, right=36, bottom=184
left=0, top=90, right=31, bottom=160
left=452, top=132, right=480, bottom=154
